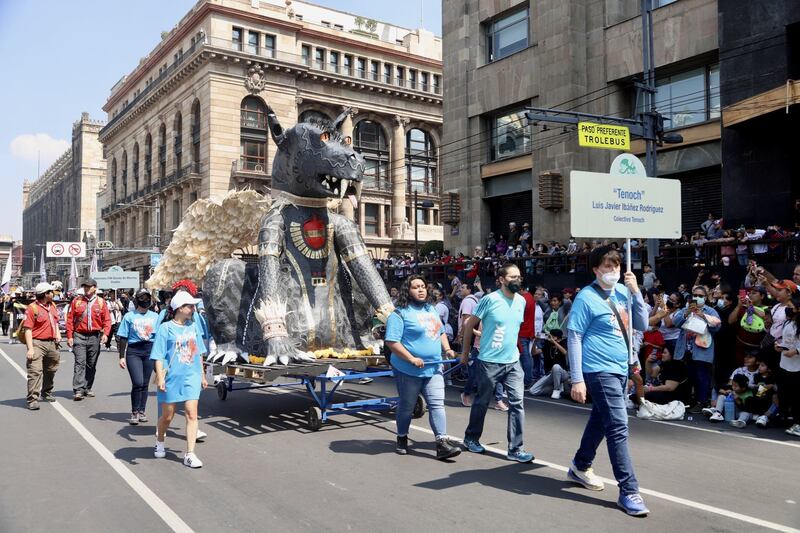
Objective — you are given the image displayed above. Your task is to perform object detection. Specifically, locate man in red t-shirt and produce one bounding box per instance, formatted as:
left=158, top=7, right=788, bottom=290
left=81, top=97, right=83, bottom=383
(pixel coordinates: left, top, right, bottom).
left=518, top=285, right=538, bottom=389
left=66, top=278, right=111, bottom=400
left=22, top=282, right=62, bottom=410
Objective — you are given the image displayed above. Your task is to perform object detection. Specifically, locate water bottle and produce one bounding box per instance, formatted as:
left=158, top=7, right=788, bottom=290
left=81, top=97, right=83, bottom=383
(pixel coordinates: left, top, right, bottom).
left=723, top=394, right=735, bottom=422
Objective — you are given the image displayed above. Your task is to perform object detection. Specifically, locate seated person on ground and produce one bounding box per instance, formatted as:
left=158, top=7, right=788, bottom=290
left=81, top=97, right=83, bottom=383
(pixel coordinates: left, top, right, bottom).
left=747, top=359, right=779, bottom=428
left=636, top=347, right=691, bottom=406
left=529, top=329, right=571, bottom=399
left=703, top=373, right=755, bottom=427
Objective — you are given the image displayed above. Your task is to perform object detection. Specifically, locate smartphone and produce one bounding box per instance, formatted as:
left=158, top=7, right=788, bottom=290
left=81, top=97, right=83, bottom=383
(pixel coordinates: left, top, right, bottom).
left=738, top=289, right=746, bottom=300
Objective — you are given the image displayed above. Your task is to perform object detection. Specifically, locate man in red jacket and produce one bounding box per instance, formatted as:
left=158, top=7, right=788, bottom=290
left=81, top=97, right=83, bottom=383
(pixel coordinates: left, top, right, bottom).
left=518, top=284, right=538, bottom=390
left=66, top=278, right=111, bottom=401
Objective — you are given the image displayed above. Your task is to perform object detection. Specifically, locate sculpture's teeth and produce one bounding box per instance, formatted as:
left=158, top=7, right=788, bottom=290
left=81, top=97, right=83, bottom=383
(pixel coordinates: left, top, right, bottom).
left=340, top=179, right=349, bottom=199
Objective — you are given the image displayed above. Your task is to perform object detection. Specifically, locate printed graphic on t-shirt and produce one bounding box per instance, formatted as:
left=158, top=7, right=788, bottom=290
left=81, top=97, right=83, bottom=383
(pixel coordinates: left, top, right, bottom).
left=491, top=325, right=507, bottom=349
left=609, top=303, right=630, bottom=338
left=174, top=330, right=199, bottom=364
left=418, top=312, right=443, bottom=340
left=132, top=317, right=155, bottom=341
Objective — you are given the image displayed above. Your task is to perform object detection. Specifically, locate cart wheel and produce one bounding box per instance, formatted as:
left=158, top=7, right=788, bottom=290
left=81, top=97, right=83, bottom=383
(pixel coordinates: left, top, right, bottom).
left=216, top=381, right=228, bottom=401
left=307, top=406, right=323, bottom=431
left=412, top=396, right=426, bottom=419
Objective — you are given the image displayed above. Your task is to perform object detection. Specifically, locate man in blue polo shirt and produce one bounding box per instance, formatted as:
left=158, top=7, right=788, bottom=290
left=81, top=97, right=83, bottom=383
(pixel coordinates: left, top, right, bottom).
left=566, top=245, right=650, bottom=517
left=459, top=263, right=533, bottom=463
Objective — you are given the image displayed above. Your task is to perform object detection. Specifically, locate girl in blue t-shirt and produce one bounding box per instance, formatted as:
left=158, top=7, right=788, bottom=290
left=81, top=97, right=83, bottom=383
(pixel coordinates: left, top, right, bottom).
left=385, top=275, right=460, bottom=461
left=117, top=289, right=159, bottom=425
left=151, top=291, right=208, bottom=468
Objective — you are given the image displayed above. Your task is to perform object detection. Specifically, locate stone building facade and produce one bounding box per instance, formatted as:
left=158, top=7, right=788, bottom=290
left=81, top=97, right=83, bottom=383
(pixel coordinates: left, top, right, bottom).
left=99, top=0, right=443, bottom=279
left=442, top=0, right=724, bottom=253
left=21, top=113, right=106, bottom=277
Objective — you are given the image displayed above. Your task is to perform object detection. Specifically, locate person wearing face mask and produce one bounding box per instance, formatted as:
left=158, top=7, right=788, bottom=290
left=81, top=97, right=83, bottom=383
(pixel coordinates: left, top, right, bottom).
left=565, top=245, right=650, bottom=517
left=117, top=289, right=160, bottom=425
left=384, top=275, right=460, bottom=460
left=671, top=285, right=722, bottom=412
left=459, top=263, right=533, bottom=464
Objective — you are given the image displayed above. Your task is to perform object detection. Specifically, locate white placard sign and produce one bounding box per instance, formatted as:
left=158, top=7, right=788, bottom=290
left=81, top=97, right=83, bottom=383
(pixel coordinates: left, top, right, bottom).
left=569, top=170, right=681, bottom=239
left=93, top=271, right=140, bottom=290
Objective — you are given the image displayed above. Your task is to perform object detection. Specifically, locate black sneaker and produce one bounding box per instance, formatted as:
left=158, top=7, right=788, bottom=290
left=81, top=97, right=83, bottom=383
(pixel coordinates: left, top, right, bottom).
left=396, top=435, right=409, bottom=455
left=42, top=395, right=56, bottom=402
left=436, top=438, right=461, bottom=461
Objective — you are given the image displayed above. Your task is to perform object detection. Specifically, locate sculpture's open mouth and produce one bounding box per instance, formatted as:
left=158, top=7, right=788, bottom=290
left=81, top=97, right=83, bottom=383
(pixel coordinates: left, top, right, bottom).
left=320, top=174, right=359, bottom=200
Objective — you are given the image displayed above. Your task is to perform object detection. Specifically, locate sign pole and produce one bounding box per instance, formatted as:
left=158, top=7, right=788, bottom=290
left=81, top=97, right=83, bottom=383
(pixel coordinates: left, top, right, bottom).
left=626, top=237, right=634, bottom=365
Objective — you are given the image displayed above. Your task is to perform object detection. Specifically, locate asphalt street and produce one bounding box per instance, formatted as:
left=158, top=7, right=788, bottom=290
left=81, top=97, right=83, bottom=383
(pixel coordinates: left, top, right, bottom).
left=1, top=337, right=798, bottom=533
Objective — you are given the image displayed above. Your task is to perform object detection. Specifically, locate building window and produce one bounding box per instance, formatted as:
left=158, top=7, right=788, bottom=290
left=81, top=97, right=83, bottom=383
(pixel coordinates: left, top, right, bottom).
left=370, top=60, right=379, bottom=81
left=406, top=128, right=437, bottom=194
left=315, top=48, right=326, bottom=70
left=131, top=216, right=137, bottom=246
left=299, top=110, right=331, bottom=123
left=655, top=0, right=678, bottom=7
left=364, top=204, right=379, bottom=235
left=354, top=120, right=389, bottom=190
left=158, top=124, right=167, bottom=181
left=144, top=134, right=152, bottom=187
left=263, top=34, right=276, bottom=58
left=383, top=63, right=392, bottom=84
left=172, top=199, right=181, bottom=229
left=330, top=51, right=340, bottom=73
left=321, top=20, right=331, bottom=28
left=420, top=72, right=429, bottom=91
left=409, top=69, right=417, bottom=90
left=232, top=27, right=243, bottom=51
left=490, top=107, right=530, bottom=161
left=334, top=24, right=344, bottom=31
left=111, top=158, right=118, bottom=202
left=192, top=101, right=201, bottom=169
left=122, top=151, right=128, bottom=198
left=240, top=96, right=268, bottom=172
left=301, top=44, right=311, bottom=66
left=433, top=74, right=441, bottom=94
left=416, top=208, right=426, bottom=226
left=120, top=221, right=126, bottom=246
left=397, top=66, right=405, bottom=87
left=247, top=31, right=259, bottom=54
left=487, top=7, right=529, bottom=62
left=653, top=64, right=720, bottom=129
left=133, top=143, right=140, bottom=192
left=357, top=57, right=367, bottom=78
left=343, top=54, right=353, bottom=76
left=174, top=112, right=183, bottom=175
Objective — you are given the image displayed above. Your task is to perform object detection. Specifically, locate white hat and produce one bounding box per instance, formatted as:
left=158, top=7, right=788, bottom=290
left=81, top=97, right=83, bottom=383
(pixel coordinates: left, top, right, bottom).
left=170, top=290, right=202, bottom=310
left=34, top=282, right=55, bottom=295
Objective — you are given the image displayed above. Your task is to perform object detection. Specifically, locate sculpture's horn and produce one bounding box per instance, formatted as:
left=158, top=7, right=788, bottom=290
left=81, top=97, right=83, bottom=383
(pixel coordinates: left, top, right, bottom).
left=265, top=105, right=286, bottom=146
left=332, top=107, right=351, bottom=131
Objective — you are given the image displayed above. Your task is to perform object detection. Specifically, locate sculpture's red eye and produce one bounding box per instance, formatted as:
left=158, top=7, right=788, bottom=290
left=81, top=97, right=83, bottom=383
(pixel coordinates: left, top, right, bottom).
left=320, top=132, right=330, bottom=142
left=343, top=136, right=352, bottom=146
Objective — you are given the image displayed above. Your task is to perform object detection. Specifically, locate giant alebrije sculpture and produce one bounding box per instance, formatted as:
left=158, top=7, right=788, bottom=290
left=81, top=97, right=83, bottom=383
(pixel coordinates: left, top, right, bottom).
left=147, top=107, right=395, bottom=365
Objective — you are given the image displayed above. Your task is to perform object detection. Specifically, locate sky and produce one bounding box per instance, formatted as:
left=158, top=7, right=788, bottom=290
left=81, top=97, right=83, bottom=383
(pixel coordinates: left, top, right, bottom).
left=0, top=0, right=442, bottom=241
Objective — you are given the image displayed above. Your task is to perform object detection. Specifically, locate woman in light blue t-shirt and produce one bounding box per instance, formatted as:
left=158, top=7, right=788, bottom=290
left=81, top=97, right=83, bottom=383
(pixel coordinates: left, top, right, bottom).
left=385, top=275, right=460, bottom=461
left=117, top=289, right=159, bottom=425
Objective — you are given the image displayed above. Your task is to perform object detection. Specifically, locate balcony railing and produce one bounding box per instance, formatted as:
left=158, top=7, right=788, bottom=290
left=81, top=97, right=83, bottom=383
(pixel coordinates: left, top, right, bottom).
left=241, top=115, right=267, bottom=129
left=361, top=178, right=392, bottom=192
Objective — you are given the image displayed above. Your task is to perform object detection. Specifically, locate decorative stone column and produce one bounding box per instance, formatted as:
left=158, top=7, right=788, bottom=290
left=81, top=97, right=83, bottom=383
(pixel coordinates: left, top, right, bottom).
left=378, top=201, right=386, bottom=238
left=390, top=115, right=408, bottom=239
left=339, top=106, right=356, bottom=221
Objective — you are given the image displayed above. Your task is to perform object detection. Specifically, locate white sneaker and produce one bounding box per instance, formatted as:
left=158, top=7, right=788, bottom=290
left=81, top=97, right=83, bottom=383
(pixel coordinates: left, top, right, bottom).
left=550, top=390, right=562, bottom=400
left=709, top=412, right=724, bottom=422
left=460, top=392, right=472, bottom=407
left=701, top=407, right=718, bottom=417
left=567, top=462, right=604, bottom=491
left=196, top=429, right=207, bottom=442
left=183, top=452, right=203, bottom=468
left=625, top=398, right=635, bottom=410
left=755, top=415, right=768, bottom=428
left=730, top=419, right=746, bottom=428
left=154, top=440, right=166, bottom=458
left=786, top=424, right=800, bottom=437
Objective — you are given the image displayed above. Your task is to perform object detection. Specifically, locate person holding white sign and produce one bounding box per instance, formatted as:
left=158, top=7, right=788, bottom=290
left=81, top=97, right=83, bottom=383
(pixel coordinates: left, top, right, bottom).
left=565, top=246, right=650, bottom=517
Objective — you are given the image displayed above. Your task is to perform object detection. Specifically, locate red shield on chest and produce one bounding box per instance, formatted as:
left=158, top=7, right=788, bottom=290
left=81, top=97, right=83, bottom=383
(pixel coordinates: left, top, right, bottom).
left=303, top=214, right=327, bottom=250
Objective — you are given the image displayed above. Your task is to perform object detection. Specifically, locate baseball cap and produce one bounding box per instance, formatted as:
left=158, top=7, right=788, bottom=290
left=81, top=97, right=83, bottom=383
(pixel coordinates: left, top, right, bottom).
left=772, top=279, right=798, bottom=293
left=34, top=282, right=55, bottom=295
left=135, top=288, right=151, bottom=298
left=170, top=290, right=202, bottom=310
left=81, top=278, right=98, bottom=287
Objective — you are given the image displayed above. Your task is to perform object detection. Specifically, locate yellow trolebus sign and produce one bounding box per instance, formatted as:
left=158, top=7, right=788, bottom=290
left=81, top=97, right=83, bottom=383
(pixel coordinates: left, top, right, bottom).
left=577, top=122, right=630, bottom=151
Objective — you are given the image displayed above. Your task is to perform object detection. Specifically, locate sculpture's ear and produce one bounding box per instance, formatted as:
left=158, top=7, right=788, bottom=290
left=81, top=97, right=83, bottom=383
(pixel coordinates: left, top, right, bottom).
left=331, top=108, right=350, bottom=131
left=265, top=105, right=286, bottom=146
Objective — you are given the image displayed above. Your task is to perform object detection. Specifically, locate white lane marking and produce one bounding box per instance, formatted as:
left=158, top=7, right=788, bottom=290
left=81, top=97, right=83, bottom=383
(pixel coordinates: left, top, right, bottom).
left=525, top=396, right=800, bottom=449
left=408, top=423, right=800, bottom=533
left=0, top=347, right=194, bottom=533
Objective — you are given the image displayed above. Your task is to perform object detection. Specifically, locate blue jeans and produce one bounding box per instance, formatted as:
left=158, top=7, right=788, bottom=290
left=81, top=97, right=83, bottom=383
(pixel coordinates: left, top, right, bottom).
left=573, top=372, right=639, bottom=495
left=689, top=359, right=713, bottom=405
left=533, top=339, right=546, bottom=382
left=395, top=370, right=447, bottom=439
left=125, top=342, right=154, bottom=413
left=519, top=338, right=535, bottom=389
left=464, top=360, right=526, bottom=453
left=464, top=348, right=504, bottom=401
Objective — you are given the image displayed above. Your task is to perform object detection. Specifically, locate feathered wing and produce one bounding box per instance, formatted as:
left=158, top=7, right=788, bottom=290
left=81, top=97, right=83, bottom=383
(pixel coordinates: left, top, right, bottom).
left=146, top=189, right=271, bottom=290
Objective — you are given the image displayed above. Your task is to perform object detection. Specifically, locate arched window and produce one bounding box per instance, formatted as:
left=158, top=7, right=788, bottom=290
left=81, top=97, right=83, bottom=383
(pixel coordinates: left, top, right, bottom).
left=121, top=150, right=128, bottom=198
left=174, top=112, right=183, bottom=176
left=133, top=143, right=140, bottom=192
left=191, top=101, right=201, bottom=169
left=240, top=96, right=268, bottom=171
left=158, top=124, right=167, bottom=181
left=354, top=120, right=389, bottom=190
left=111, top=158, right=118, bottom=202
left=144, top=133, right=152, bottom=187
left=298, top=110, right=330, bottom=123
left=406, top=128, right=437, bottom=194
